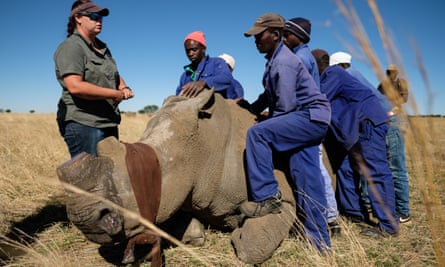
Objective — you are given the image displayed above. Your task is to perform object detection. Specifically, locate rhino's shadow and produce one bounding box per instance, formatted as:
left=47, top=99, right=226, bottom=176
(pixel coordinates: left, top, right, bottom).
left=0, top=199, right=68, bottom=262
left=0, top=197, right=200, bottom=266
left=0, top=199, right=160, bottom=266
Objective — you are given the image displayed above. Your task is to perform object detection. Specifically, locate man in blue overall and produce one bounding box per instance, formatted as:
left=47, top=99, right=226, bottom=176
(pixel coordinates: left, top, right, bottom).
left=330, top=52, right=411, bottom=224
left=312, top=49, right=399, bottom=237
left=239, top=13, right=332, bottom=251
left=176, top=31, right=237, bottom=99
left=283, top=17, right=341, bottom=236
left=218, top=53, right=245, bottom=100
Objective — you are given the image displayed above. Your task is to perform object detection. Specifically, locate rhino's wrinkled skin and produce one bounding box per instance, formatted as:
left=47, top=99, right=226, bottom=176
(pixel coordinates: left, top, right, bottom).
left=57, top=89, right=297, bottom=264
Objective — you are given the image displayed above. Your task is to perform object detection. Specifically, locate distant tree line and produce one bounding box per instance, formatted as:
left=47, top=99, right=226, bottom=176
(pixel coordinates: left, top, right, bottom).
left=0, top=108, right=34, bottom=113
left=413, top=114, right=444, bottom=117
left=138, top=105, right=159, bottom=114
left=1, top=107, right=444, bottom=117
left=0, top=106, right=159, bottom=114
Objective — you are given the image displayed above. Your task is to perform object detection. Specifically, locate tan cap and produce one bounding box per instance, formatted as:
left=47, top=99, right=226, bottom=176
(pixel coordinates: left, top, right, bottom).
left=387, top=64, right=398, bottom=71
left=244, top=13, right=285, bottom=37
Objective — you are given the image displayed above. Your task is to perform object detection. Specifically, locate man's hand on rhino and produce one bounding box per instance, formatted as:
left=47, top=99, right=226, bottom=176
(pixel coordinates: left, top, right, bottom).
left=180, top=81, right=207, bottom=98
left=236, top=99, right=251, bottom=111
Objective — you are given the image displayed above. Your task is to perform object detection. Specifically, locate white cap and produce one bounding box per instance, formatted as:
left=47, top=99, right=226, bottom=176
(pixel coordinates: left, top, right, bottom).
left=329, top=51, right=352, bottom=66
left=218, top=53, right=236, bottom=70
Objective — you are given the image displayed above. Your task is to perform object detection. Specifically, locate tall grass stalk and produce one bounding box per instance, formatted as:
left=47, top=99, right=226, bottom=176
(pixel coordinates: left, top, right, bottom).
left=335, top=0, right=445, bottom=265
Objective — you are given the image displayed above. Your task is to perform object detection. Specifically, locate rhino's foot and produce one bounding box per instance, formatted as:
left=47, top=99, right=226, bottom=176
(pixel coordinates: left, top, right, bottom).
left=232, top=202, right=295, bottom=264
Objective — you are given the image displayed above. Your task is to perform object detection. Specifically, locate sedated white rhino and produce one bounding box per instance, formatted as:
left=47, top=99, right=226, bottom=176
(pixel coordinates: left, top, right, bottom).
left=56, top=89, right=297, bottom=265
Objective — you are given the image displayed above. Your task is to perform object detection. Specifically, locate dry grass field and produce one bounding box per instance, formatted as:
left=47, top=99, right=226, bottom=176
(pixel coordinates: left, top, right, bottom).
left=2, top=1, right=442, bottom=266
left=0, top=113, right=444, bottom=267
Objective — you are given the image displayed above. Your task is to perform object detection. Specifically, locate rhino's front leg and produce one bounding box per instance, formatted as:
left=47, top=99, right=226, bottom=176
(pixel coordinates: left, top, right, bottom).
left=181, top=217, right=205, bottom=247
left=231, top=202, right=295, bottom=264
left=232, top=170, right=296, bottom=264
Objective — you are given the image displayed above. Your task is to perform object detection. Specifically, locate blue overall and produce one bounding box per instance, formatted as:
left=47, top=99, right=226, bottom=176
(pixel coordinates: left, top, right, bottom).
left=320, top=65, right=399, bottom=234
left=293, top=44, right=339, bottom=223
left=292, top=43, right=320, bottom=86
left=246, top=42, right=331, bottom=249
left=230, top=78, right=244, bottom=99
left=176, top=55, right=240, bottom=99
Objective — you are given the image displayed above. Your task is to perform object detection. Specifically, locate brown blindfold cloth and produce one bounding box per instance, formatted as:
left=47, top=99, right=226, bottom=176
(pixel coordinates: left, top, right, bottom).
left=70, top=1, right=109, bottom=17
left=123, top=142, right=162, bottom=266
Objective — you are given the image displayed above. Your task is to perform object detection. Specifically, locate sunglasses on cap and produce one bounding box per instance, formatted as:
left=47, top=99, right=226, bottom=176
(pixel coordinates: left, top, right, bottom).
left=80, top=12, right=103, bottom=21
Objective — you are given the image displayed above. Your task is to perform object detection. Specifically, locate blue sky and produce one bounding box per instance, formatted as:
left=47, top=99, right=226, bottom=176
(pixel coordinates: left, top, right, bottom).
left=0, top=0, right=443, bottom=115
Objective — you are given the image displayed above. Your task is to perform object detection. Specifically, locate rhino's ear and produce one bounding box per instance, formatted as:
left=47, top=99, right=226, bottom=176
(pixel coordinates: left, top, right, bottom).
left=197, top=88, right=215, bottom=119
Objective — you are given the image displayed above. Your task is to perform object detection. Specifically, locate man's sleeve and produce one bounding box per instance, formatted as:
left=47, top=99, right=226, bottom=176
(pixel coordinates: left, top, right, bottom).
left=202, top=59, right=233, bottom=92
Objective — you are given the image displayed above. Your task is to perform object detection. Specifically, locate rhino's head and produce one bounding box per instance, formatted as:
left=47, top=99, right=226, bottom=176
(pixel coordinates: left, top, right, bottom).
left=56, top=152, right=125, bottom=244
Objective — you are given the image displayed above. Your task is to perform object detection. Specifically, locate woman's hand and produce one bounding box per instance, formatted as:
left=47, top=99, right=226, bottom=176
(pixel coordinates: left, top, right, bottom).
left=120, top=86, right=134, bottom=100
left=113, top=90, right=125, bottom=103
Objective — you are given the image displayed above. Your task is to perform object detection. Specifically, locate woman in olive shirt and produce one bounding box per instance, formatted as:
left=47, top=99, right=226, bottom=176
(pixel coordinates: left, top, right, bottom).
left=54, top=0, right=134, bottom=158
